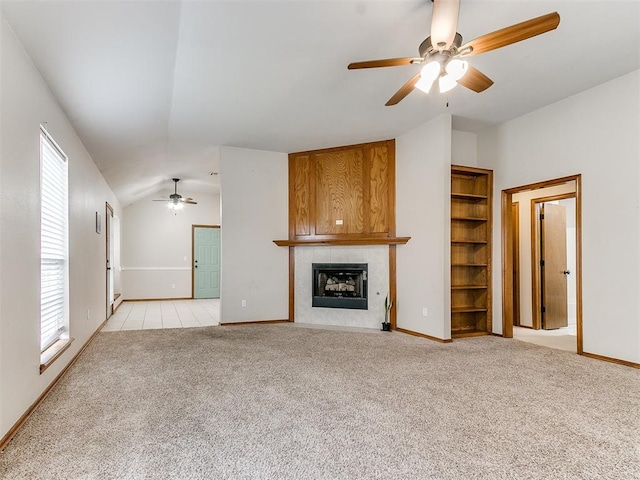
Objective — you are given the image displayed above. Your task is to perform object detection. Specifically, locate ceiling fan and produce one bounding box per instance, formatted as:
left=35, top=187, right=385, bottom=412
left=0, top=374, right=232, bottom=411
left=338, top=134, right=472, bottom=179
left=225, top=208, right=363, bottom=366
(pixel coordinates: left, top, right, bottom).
left=347, top=0, right=560, bottom=105
left=153, top=178, right=198, bottom=210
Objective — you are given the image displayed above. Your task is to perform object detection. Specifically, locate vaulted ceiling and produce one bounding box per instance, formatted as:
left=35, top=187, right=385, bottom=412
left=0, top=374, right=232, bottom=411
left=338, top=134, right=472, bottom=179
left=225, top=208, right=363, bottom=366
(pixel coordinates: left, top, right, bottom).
left=2, top=1, right=638, bottom=205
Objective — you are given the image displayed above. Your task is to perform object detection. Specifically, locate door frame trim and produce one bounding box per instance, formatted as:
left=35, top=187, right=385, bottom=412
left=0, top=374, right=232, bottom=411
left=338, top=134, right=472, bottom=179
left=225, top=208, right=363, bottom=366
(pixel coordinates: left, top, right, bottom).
left=511, top=202, right=520, bottom=327
left=501, top=174, right=583, bottom=355
left=191, top=224, right=220, bottom=299
left=105, top=202, right=114, bottom=320
left=530, top=193, right=575, bottom=330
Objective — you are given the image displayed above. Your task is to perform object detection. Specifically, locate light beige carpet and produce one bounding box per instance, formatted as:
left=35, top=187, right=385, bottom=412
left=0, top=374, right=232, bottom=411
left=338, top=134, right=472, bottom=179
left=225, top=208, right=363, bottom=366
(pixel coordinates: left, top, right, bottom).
left=1, top=325, right=638, bottom=479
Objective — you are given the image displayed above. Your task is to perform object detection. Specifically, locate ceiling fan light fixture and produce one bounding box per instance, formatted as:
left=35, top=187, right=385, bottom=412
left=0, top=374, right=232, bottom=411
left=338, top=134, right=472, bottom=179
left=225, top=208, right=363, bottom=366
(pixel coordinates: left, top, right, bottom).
left=438, top=74, right=457, bottom=93
left=168, top=201, right=184, bottom=211
left=415, top=76, right=435, bottom=94
left=445, top=59, right=468, bottom=81
left=420, top=60, right=440, bottom=82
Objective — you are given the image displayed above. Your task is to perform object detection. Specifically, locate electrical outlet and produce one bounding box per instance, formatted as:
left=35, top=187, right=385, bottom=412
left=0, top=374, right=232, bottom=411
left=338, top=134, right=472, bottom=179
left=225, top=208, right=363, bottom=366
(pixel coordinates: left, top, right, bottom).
left=422, top=307, right=428, bottom=317
left=87, top=309, right=91, bottom=320
left=335, top=219, right=343, bottom=225
left=171, top=284, right=176, bottom=289
left=241, top=299, right=247, bottom=307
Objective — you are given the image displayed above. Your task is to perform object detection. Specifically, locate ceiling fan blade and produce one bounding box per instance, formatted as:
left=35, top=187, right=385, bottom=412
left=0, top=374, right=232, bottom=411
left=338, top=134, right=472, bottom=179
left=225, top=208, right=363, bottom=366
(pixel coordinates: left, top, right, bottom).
left=182, top=200, right=198, bottom=205
left=385, top=73, right=421, bottom=106
left=431, top=0, right=461, bottom=50
left=457, top=66, right=494, bottom=93
left=348, top=58, right=417, bottom=70
left=152, top=199, right=168, bottom=202
left=459, top=12, right=560, bottom=57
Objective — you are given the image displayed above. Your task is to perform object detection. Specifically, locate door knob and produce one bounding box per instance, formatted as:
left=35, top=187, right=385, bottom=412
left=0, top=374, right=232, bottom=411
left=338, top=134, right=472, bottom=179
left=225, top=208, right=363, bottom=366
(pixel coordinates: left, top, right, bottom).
left=563, top=269, right=570, bottom=275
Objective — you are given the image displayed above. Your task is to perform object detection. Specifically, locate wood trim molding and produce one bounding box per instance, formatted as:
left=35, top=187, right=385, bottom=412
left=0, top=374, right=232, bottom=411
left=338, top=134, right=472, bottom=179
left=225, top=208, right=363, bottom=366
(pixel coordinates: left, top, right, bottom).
left=1, top=319, right=107, bottom=451
left=531, top=193, right=575, bottom=330
left=220, top=319, right=291, bottom=326
left=501, top=191, right=514, bottom=338
left=274, top=237, right=410, bottom=247
left=40, top=338, right=75, bottom=374
left=530, top=199, right=541, bottom=330
left=394, top=327, right=453, bottom=343
left=501, top=175, right=582, bottom=353
left=387, top=139, right=397, bottom=237
left=512, top=201, right=520, bottom=327
left=581, top=352, right=640, bottom=369
left=575, top=176, right=583, bottom=355
left=503, top=174, right=580, bottom=194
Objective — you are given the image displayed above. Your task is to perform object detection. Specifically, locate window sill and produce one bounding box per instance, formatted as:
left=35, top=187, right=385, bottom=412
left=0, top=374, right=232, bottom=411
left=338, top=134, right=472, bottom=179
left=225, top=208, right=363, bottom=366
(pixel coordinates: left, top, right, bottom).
left=40, top=338, right=75, bottom=374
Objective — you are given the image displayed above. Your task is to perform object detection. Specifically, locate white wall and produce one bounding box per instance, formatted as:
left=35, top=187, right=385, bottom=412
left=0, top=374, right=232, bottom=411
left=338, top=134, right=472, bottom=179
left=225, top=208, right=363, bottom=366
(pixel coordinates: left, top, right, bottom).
left=121, top=190, right=220, bottom=299
left=396, top=115, right=452, bottom=339
left=0, top=17, right=121, bottom=440
left=512, top=183, right=576, bottom=327
left=219, top=147, right=288, bottom=323
left=452, top=130, right=477, bottom=166
left=478, top=70, right=640, bottom=363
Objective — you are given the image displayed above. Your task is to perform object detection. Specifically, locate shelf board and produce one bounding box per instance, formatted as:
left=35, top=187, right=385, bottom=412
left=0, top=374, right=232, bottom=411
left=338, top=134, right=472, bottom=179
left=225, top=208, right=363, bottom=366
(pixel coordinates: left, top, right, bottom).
left=451, top=329, right=490, bottom=339
left=451, top=285, right=489, bottom=290
left=273, top=236, right=411, bottom=247
left=451, top=240, right=488, bottom=244
left=451, top=263, right=488, bottom=267
left=451, top=216, right=488, bottom=222
left=451, top=193, right=488, bottom=200
left=451, top=307, right=489, bottom=313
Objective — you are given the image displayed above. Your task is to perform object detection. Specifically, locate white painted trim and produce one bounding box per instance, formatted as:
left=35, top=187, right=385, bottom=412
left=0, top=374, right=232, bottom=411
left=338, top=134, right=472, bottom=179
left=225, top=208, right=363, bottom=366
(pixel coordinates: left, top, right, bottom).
left=121, top=267, right=191, bottom=271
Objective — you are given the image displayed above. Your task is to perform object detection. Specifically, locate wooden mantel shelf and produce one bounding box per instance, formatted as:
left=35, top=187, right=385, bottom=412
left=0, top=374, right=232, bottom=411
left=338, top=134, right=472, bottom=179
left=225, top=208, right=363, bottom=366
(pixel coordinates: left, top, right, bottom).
left=273, top=237, right=411, bottom=247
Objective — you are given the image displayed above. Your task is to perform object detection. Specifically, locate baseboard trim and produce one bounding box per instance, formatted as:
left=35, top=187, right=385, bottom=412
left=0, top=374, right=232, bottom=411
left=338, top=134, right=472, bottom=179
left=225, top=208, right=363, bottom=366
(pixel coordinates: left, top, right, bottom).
left=581, top=352, right=640, bottom=369
left=220, top=319, right=291, bottom=326
left=394, top=327, right=453, bottom=343
left=0, top=319, right=107, bottom=451
left=124, top=297, right=193, bottom=302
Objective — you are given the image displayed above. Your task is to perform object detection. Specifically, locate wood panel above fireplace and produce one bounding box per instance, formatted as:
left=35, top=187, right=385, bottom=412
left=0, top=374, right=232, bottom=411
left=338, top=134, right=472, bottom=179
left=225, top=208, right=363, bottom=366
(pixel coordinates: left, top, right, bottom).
left=286, top=139, right=396, bottom=243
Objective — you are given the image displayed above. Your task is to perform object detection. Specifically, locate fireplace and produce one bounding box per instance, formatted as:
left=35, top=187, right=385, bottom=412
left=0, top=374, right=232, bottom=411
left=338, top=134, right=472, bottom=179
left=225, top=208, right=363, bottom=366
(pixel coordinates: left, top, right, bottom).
left=312, top=263, right=368, bottom=310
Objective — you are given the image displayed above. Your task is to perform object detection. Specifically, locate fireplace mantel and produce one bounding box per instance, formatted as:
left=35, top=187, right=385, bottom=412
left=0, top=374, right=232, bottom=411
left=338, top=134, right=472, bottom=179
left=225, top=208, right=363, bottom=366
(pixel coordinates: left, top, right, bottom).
left=273, top=237, right=410, bottom=247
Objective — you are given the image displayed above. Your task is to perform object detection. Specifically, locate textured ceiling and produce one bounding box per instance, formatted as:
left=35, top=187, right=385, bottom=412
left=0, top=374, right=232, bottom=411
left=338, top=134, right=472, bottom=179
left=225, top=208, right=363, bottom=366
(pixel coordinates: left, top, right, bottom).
left=2, top=1, right=639, bottom=205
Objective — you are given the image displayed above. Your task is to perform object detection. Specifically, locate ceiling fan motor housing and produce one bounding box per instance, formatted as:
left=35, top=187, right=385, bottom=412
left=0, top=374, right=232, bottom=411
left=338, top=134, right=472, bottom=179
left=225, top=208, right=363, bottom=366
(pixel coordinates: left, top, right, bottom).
left=419, top=32, right=463, bottom=59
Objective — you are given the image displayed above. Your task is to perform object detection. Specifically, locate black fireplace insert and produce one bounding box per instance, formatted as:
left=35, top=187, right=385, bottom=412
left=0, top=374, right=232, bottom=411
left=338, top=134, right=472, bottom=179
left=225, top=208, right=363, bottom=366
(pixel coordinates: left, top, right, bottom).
left=312, top=263, right=368, bottom=310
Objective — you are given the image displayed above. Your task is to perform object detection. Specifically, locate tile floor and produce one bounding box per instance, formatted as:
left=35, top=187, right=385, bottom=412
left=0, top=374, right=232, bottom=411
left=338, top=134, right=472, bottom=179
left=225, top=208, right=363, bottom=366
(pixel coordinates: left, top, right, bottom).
left=513, top=324, right=577, bottom=352
left=102, top=299, right=220, bottom=332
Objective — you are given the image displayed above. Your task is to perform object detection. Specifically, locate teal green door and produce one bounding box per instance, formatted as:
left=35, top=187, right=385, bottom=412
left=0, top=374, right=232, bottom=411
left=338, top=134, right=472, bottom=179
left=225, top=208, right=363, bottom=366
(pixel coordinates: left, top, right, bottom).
left=193, top=226, right=220, bottom=298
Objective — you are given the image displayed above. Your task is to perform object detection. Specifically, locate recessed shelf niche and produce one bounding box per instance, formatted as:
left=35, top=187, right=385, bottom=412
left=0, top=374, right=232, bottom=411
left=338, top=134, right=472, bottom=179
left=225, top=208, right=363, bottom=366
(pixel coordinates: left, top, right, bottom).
left=451, top=165, right=493, bottom=339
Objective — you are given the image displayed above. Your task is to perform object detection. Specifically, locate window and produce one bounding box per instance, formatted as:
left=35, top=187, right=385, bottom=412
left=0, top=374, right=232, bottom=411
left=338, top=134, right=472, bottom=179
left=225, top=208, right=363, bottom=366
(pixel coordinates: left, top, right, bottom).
left=40, top=127, right=69, bottom=353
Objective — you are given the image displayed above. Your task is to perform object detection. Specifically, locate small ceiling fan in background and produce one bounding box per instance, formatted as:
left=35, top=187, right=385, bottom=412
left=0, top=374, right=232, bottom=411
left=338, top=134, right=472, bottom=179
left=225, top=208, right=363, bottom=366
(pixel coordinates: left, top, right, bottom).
left=348, top=0, right=560, bottom=105
left=153, top=178, right=198, bottom=210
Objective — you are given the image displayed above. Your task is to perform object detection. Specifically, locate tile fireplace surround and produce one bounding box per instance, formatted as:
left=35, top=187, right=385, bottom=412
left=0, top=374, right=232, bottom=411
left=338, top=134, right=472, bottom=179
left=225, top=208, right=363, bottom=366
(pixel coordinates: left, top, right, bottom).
left=294, top=245, right=389, bottom=329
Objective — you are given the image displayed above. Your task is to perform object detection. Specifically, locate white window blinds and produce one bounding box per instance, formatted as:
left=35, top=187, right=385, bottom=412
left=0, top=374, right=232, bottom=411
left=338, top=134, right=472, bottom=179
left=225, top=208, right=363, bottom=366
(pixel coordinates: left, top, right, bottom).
left=40, top=128, right=69, bottom=352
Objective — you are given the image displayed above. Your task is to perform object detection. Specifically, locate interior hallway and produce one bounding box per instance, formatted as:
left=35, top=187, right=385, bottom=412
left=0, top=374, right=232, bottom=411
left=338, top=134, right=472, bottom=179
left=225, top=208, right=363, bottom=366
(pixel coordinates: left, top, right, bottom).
left=513, top=324, right=577, bottom=352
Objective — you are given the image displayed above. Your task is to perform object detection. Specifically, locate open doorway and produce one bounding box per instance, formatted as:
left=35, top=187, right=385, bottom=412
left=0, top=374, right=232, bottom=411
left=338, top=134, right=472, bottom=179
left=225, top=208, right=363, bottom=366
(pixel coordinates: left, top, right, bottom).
left=501, top=175, right=582, bottom=354
left=105, top=202, right=122, bottom=319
